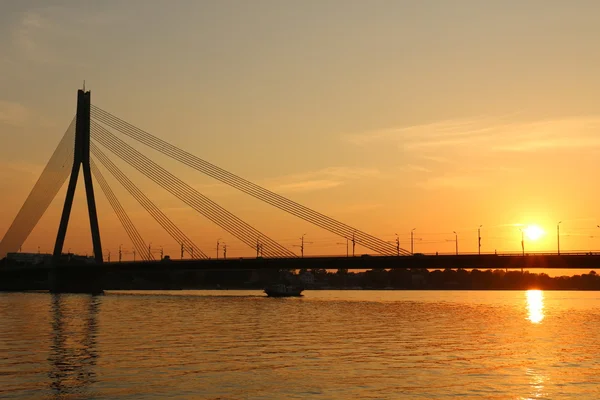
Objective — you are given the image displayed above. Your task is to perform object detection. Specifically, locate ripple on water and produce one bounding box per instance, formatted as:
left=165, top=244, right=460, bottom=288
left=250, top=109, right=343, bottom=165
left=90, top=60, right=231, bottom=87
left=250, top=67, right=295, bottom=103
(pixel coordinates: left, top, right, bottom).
left=1, top=290, right=600, bottom=399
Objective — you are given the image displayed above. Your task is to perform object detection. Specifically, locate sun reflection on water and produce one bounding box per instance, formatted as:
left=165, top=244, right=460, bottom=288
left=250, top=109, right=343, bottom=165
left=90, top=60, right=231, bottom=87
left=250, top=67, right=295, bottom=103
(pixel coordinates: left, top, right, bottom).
left=526, top=290, right=544, bottom=323
left=521, top=367, right=548, bottom=400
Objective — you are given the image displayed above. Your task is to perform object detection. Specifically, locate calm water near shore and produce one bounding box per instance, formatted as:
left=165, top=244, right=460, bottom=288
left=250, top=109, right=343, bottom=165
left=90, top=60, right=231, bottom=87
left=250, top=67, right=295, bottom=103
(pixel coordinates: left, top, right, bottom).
left=2, top=290, right=600, bottom=399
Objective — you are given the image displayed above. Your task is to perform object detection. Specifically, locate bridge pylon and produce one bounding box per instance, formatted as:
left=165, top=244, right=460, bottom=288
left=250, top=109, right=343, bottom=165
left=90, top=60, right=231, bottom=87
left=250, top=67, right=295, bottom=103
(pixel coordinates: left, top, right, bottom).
left=52, top=89, right=103, bottom=263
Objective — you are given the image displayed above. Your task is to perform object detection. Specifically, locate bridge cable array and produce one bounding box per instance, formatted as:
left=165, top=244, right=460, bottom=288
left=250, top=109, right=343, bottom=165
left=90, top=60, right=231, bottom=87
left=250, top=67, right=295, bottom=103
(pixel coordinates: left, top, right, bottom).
left=91, top=143, right=207, bottom=259
left=0, top=118, right=76, bottom=258
left=90, top=160, right=153, bottom=261
left=90, top=121, right=296, bottom=258
left=90, top=106, right=411, bottom=256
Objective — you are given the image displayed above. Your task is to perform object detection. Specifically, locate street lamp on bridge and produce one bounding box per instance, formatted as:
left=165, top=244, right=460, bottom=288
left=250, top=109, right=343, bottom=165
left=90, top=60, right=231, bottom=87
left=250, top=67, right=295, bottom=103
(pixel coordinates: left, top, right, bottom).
left=520, top=228, right=525, bottom=257
left=411, top=228, right=416, bottom=254
left=119, top=244, right=123, bottom=262
left=296, top=234, right=312, bottom=258
left=336, top=239, right=349, bottom=257
left=216, top=239, right=221, bottom=259
left=395, top=233, right=400, bottom=256
left=223, top=243, right=227, bottom=259
left=478, top=225, right=482, bottom=255
left=557, top=221, right=562, bottom=255
left=453, top=231, right=458, bottom=255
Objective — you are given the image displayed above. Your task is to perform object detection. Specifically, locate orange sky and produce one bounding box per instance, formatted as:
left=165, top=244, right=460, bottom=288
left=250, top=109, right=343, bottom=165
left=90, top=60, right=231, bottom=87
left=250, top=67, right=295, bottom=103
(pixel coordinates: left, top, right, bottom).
left=2, top=1, right=600, bottom=265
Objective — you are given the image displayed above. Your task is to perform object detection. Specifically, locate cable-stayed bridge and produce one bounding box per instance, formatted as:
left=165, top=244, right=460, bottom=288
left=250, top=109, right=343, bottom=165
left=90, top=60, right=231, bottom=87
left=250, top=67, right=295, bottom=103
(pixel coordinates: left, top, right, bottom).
left=1, top=90, right=600, bottom=292
left=0, top=90, right=408, bottom=263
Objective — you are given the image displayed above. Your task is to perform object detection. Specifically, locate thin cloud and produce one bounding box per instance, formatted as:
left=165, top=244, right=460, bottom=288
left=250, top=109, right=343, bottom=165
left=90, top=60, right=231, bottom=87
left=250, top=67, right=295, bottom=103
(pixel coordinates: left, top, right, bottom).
left=0, top=100, right=61, bottom=130
left=0, top=101, right=29, bottom=127
left=347, top=115, right=600, bottom=153
left=417, top=175, right=488, bottom=190
left=337, top=203, right=383, bottom=213
left=315, top=166, right=380, bottom=179
left=10, top=6, right=123, bottom=66
left=346, top=116, right=503, bottom=145
left=275, top=179, right=342, bottom=193
left=418, top=155, right=451, bottom=164
left=402, top=164, right=432, bottom=173
left=265, top=166, right=380, bottom=193
left=12, top=9, right=70, bottom=65
left=494, top=136, right=600, bottom=152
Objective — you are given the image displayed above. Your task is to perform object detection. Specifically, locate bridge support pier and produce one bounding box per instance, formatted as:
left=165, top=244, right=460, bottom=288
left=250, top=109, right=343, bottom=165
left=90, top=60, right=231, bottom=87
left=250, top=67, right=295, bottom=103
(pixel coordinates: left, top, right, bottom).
left=49, top=264, right=104, bottom=294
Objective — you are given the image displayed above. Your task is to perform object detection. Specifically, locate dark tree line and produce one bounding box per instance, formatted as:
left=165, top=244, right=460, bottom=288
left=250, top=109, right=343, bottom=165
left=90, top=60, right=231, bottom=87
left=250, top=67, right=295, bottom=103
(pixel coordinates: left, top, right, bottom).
left=301, top=268, right=600, bottom=290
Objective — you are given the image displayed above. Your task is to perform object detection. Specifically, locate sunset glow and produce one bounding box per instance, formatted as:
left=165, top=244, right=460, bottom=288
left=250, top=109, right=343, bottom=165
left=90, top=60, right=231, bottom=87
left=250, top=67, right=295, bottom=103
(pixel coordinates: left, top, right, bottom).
left=1, top=1, right=600, bottom=261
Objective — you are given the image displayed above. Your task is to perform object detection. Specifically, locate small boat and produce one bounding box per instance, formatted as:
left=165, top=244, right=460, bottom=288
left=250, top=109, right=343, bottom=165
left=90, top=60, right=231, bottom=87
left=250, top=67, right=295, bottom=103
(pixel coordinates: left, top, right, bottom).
left=264, top=283, right=304, bottom=297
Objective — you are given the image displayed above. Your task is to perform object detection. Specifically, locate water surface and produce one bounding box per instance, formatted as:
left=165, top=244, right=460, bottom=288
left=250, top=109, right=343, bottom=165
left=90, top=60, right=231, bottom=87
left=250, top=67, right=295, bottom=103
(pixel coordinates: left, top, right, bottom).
left=1, top=290, right=600, bottom=399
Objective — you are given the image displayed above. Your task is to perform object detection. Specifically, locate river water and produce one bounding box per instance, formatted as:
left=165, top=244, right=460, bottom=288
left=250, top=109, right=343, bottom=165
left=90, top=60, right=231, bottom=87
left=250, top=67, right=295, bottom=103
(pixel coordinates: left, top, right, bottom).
left=1, top=290, right=600, bottom=399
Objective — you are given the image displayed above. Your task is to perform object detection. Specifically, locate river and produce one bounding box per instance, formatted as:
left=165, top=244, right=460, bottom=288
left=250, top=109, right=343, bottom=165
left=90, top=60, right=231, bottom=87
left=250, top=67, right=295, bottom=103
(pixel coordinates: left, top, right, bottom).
left=1, top=290, right=600, bottom=399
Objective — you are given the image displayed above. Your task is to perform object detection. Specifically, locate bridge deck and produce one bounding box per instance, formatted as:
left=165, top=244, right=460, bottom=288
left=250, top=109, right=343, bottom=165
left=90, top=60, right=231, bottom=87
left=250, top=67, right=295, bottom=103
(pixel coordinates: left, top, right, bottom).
left=5, top=253, right=600, bottom=272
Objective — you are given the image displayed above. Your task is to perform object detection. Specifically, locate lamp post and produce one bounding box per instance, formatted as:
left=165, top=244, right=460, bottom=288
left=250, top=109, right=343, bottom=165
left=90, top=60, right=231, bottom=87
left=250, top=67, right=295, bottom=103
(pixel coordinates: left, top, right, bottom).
left=453, top=231, right=458, bottom=255
left=411, top=228, right=416, bottom=254
left=223, top=243, right=227, bottom=259
left=478, top=225, right=482, bottom=255
left=520, top=229, right=525, bottom=256
left=300, top=234, right=305, bottom=258
left=336, top=239, right=349, bottom=257
left=597, top=225, right=600, bottom=255
left=119, top=244, right=123, bottom=262
left=557, top=221, right=562, bottom=255
left=520, top=228, right=525, bottom=273
left=216, top=239, right=221, bottom=259
left=395, top=233, right=400, bottom=256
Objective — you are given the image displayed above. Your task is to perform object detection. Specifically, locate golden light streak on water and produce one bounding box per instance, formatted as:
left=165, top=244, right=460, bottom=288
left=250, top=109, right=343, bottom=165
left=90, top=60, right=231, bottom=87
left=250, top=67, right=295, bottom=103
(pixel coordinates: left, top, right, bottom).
left=526, top=289, right=544, bottom=323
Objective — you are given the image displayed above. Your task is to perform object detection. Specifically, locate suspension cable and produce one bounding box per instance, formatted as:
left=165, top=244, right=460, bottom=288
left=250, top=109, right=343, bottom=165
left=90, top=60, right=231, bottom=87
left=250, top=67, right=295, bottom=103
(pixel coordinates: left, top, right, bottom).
left=90, top=160, right=152, bottom=261
left=0, top=118, right=76, bottom=258
left=91, top=143, right=207, bottom=259
left=90, top=106, right=409, bottom=255
left=90, top=123, right=295, bottom=258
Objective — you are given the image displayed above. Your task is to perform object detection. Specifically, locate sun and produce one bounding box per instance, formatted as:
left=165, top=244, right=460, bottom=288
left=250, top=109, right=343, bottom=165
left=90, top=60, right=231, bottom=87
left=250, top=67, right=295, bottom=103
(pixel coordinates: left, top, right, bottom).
left=524, top=225, right=545, bottom=241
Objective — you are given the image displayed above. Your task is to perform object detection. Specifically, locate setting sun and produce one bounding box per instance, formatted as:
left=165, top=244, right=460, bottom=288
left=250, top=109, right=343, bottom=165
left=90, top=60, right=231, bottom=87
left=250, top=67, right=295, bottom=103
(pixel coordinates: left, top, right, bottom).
left=524, top=225, right=545, bottom=241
